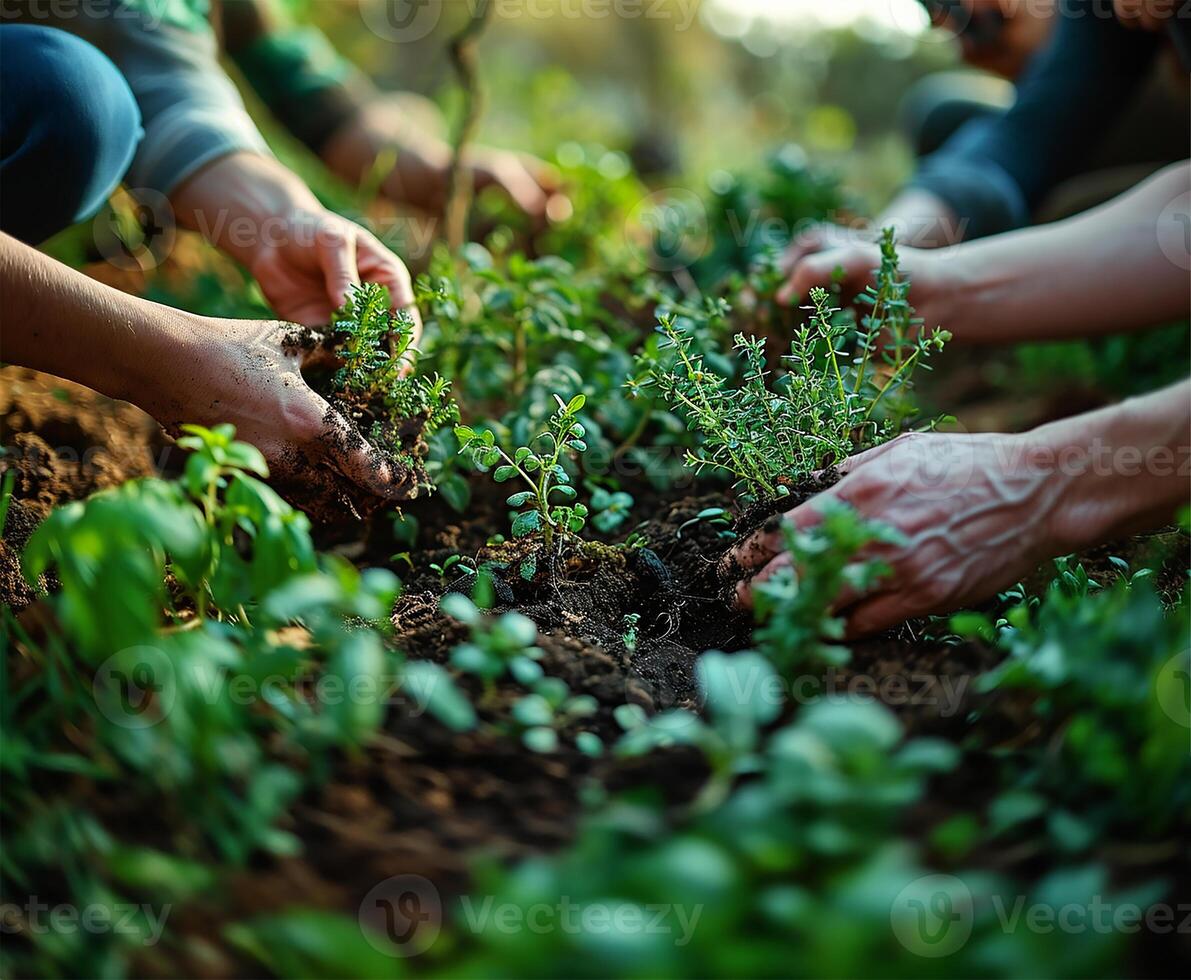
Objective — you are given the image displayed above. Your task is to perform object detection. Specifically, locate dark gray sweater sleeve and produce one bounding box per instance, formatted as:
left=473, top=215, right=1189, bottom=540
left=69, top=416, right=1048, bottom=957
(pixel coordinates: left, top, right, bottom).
left=908, top=0, right=1161, bottom=239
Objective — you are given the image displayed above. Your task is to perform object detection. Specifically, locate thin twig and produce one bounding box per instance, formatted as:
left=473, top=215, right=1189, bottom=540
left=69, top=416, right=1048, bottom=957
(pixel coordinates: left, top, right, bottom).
left=444, top=0, right=495, bottom=252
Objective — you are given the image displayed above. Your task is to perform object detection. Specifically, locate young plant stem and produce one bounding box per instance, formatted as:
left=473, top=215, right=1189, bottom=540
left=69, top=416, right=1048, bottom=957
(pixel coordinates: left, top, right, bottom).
left=864, top=347, right=922, bottom=421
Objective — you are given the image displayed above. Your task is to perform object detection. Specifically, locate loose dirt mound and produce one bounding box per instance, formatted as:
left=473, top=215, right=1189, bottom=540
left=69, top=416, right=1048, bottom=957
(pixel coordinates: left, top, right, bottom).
left=0, top=367, right=166, bottom=608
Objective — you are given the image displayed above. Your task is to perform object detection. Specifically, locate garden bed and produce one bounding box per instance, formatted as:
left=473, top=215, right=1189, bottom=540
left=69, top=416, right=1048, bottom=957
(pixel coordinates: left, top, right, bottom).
left=3, top=363, right=1187, bottom=978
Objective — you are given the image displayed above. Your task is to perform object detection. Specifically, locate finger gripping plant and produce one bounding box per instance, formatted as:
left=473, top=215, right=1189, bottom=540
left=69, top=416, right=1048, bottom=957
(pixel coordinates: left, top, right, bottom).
left=635, top=229, right=950, bottom=497
left=455, top=393, right=590, bottom=553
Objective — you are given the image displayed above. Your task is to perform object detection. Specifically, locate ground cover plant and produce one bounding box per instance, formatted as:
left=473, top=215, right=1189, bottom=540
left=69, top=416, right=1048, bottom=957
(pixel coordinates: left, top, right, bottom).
left=3, top=18, right=1190, bottom=980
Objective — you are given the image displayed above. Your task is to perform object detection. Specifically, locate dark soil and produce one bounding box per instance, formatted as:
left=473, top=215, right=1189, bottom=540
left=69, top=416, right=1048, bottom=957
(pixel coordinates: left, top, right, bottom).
left=0, top=367, right=167, bottom=609
left=5, top=365, right=1188, bottom=979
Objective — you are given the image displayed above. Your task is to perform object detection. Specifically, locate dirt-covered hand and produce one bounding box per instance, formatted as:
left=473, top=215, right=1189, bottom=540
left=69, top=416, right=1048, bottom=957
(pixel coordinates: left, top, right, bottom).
left=151, top=318, right=418, bottom=505
left=726, top=431, right=1068, bottom=637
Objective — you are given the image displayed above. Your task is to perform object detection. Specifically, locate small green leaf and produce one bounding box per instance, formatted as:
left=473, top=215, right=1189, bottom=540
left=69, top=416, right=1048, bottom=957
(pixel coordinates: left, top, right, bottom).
left=523, top=727, right=559, bottom=753
left=513, top=694, right=555, bottom=728
left=576, top=731, right=603, bottom=756
left=614, top=703, right=648, bottom=731
left=511, top=510, right=543, bottom=537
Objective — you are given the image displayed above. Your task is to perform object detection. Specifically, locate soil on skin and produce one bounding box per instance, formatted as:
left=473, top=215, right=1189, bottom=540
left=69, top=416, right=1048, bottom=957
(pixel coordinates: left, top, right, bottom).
left=281, top=324, right=430, bottom=524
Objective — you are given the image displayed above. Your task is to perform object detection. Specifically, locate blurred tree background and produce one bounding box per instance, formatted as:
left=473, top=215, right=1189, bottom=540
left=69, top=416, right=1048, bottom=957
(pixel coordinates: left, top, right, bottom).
left=285, top=0, right=956, bottom=206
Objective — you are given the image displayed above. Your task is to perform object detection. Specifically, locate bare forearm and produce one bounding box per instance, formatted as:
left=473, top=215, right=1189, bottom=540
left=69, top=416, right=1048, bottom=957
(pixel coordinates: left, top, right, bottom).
left=1031, top=378, right=1191, bottom=550
left=940, top=162, right=1190, bottom=343
left=170, top=151, right=320, bottom=264
left=0, top=232, right=200, bottom=414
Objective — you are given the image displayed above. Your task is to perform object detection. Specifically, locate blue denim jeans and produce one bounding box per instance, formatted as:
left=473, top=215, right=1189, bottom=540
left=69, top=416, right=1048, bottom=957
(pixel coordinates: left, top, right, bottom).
left=0, top=24, right=142, bottom=244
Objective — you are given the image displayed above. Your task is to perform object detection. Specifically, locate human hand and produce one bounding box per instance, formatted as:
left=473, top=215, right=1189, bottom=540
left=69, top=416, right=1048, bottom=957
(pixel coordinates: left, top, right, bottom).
left=323, top=95, right=563, bottom=219
left=778, top=221, right=877, bottom=284
left=171, top=152, right=421, bottom=342
left=146, top=317, right=419, bottom=508
left=775, top=237, right=960, bottom=335
left=725, top=430, right=1069, bottom=636
left=243, top=206, right=420, bottom=336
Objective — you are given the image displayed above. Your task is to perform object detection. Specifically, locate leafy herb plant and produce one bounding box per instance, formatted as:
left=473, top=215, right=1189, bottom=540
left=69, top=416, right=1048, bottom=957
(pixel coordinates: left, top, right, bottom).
left=633, top=229, right=950, bottom=496
left=328, top=283, right=458, bottom=480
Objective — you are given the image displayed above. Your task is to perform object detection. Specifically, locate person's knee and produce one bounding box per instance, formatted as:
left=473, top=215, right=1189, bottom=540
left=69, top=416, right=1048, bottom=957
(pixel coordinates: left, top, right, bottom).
left=0, top=26, right=142, bottom=242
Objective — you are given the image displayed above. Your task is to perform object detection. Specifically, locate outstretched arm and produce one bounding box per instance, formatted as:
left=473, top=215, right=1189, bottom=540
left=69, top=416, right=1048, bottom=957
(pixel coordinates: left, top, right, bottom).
left=0, top=233, right=413, bottom=504
left=780, top=161, right=1190, bottom=344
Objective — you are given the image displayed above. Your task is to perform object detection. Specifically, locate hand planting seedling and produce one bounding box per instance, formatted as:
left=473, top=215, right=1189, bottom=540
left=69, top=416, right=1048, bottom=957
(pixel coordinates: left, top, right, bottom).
left=315, top=282, right=458, bottom=497
left=632, top=230, right=949, bottom=498
left=455, top=393, right=590, bottom=557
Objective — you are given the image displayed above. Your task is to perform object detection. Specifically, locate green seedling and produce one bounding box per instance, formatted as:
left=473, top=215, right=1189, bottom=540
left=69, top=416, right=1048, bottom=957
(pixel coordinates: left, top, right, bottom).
left=621, top=612, right=641, bottom=653
left=442, top=591, right=544, bottom=696
left=429, top=553, right=478, bottom=582
left=676, top=506, right=734, bottom=539
left=510, top=676, right=599, bottom=754
left=616, top=650, right=782, bottom=812
left=331, top=282, right=458, bottom=471
left=752, top=500, right=902, bottom=673
left=455, top=393, right=590, bottom=553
